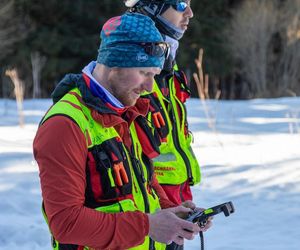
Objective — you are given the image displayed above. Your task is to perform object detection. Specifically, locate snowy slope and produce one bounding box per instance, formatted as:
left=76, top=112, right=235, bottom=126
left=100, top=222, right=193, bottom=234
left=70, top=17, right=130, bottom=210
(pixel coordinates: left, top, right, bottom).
left=0, top=97, right=299, bottom=250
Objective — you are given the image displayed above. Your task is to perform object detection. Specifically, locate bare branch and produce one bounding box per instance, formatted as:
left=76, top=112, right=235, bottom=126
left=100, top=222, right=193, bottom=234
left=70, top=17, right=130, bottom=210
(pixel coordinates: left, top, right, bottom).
left=31, top=51, right=47, bottom=98
left=5, top=69, right=25, bottom=127
left=225, top=0, right=277, bottom=97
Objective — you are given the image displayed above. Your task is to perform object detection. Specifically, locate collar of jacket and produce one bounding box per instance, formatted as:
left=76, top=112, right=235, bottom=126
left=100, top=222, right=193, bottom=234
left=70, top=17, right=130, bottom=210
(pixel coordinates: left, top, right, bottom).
left=51, top=73, right=150, bottom=148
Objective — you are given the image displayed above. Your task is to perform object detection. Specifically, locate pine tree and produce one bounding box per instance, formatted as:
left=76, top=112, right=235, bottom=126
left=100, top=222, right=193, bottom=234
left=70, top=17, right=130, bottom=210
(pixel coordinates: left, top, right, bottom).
left=4, top=0, right=125, bottom=97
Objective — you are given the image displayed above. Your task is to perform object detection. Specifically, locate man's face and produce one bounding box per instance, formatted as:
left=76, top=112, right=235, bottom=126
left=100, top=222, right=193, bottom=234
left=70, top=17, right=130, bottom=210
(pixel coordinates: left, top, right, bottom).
left=107, top=67, right=161, bottom=106
left=161, top=0, right=193, bottom=31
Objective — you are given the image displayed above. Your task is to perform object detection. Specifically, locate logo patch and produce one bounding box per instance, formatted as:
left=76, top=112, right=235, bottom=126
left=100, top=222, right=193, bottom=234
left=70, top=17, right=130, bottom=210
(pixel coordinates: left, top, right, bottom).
left=136, top=52, right=148, bottom=62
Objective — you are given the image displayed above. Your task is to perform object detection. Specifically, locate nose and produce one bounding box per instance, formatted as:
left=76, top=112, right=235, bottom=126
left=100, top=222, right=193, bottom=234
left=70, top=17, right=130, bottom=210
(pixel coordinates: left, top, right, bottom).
left=142, top=77, right=154, bottom=92
left=185, top=5, right=193, bottom=18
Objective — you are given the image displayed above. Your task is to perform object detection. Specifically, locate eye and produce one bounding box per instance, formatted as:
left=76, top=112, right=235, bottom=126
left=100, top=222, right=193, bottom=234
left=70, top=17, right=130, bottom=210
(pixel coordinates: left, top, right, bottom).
left=140, top=71, right=154, bottom=78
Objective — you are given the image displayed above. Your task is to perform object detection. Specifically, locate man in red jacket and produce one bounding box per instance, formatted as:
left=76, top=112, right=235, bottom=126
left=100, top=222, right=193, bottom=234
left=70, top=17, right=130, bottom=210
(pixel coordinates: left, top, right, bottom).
left=34, top=13, right=210, bottom=250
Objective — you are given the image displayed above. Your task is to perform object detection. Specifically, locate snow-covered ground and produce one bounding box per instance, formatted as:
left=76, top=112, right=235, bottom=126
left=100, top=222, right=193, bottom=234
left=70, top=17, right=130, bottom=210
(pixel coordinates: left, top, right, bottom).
left=0, top=97, right=300, bottom=250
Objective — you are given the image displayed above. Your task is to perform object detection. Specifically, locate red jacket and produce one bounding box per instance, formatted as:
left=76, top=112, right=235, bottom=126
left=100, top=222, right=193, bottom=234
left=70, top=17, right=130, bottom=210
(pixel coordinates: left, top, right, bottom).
left=34, top=101, right=175, bottom=249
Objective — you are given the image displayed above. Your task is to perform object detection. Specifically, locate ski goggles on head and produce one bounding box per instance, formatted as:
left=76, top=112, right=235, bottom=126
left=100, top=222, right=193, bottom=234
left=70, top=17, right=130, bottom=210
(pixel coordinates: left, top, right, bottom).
left=116, top=41, right=170, bottom=58
left=171, top=1, right=188, bottom=12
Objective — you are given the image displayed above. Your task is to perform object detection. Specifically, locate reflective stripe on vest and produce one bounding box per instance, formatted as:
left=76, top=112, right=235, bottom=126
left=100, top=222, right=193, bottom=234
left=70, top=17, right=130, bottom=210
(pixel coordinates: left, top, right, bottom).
left=41, top=88, right=165, bottom=250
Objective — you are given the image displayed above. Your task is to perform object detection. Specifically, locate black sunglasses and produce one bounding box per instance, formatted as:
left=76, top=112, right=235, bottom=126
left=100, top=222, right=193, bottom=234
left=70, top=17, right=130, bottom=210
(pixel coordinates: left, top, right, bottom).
left=139, top=42, right=170, bottom=58
left=111, top=41, right=170, bottom=58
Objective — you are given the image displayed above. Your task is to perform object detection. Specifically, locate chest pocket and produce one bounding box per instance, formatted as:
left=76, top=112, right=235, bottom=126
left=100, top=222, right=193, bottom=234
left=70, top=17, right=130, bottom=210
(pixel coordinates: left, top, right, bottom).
left=85, top=137, right=133, bottom=208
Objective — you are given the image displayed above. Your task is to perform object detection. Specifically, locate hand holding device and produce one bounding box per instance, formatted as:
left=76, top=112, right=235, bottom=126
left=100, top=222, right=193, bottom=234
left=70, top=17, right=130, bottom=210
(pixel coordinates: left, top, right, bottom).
left=186, top=201, right=235, bottom=228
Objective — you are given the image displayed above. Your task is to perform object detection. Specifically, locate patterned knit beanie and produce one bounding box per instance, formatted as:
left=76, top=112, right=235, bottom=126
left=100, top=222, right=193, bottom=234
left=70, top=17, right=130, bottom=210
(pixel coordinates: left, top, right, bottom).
left=97, top=13, right=166, bottom=69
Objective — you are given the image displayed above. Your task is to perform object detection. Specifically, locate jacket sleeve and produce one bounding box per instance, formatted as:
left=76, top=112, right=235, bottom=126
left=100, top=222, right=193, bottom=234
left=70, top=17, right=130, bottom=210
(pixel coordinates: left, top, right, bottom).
left=33, top=116, right=149, bottom=249
left=151, top=173, right=177, bottom=209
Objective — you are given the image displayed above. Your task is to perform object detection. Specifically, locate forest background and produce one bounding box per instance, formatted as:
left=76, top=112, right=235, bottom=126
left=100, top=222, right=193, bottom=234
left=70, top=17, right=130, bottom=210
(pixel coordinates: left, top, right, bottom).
left=1, top=0, right=300, bottom=100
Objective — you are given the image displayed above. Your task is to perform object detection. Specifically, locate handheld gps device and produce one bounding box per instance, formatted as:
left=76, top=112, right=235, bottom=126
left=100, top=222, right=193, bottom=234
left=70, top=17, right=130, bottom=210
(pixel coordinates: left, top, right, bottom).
left=186, top=201, right=235, bottom=227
